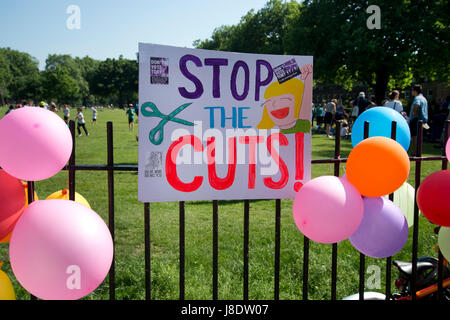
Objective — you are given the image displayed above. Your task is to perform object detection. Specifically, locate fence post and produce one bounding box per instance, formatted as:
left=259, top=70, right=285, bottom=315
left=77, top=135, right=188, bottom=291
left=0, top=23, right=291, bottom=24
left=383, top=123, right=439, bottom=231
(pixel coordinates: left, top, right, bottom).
left=107, top=121, right=115, bottom=300
left=331, top=120, right=341, bottom=300
left=144, top=202, right=151, bottom=300
left=180, top=201, right=185, bottom=300
left=68, top=120, right=76, bottom=201
left=437, top=120, right=449, bottom=300
left=26, top=180, right=36, bottom=300
left=274, top=199, right=281, bottom=300
left=243, top=200, right=250, bottom=300
left=411, top=120, right=424, bottom=300
left=385, top=121, right=397, bottom=299
left=212, top=200, right=218, bottom=300
left=359, top=121, right=370, bottom=300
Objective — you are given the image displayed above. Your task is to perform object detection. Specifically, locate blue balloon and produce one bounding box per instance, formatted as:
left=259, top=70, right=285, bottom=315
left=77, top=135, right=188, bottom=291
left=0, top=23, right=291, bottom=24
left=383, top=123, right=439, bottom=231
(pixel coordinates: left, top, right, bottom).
left=351, top=107, right=411, bottom=151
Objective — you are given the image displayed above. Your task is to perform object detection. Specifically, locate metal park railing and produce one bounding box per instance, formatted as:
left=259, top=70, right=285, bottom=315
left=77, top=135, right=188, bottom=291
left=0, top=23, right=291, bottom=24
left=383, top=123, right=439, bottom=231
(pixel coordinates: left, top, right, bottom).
left=24, top=119, right=450, bottom=301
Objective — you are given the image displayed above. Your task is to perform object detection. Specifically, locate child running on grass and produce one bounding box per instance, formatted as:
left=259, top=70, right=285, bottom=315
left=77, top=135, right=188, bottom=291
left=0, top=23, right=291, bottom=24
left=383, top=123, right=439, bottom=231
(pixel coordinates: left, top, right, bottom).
left=126, top=104, right=135, bottom=131
left=76, top=107, right=89, bottom=137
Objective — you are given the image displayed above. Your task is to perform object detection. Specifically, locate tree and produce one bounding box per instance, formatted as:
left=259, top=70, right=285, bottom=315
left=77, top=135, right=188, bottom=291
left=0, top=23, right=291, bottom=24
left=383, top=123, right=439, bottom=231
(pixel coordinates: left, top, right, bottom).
left=286, top=0, right=449, bottom=104
left=195, top=0, right=449, bottom=104
left=75, top=56, right=100, bottom=105
left=42, top=54, right=88, bottom=104
left=90, top=56, right=137, bottom=106
left=195, top=0, right=301, bottom=54
left=43, top=65, right=80, bottom=104
left=0, top=52, right=12, bottom=105
left=0, top=47, right=41, bottom=102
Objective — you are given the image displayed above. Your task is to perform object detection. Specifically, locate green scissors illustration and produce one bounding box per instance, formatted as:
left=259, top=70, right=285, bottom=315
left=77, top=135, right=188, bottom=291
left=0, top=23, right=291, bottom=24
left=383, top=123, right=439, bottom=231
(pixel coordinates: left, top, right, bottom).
left=141, top=102, right=195, bottom=145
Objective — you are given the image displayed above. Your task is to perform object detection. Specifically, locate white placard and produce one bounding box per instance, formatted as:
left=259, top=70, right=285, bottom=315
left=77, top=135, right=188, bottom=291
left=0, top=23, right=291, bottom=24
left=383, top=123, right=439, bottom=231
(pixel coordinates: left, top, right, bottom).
left=138, top=43, right=312, bottom=202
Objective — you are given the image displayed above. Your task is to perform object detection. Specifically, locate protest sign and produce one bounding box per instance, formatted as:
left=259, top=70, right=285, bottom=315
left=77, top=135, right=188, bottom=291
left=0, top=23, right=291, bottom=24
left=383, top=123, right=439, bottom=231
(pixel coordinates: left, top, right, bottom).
left=138, top=43, right=312, bottom=202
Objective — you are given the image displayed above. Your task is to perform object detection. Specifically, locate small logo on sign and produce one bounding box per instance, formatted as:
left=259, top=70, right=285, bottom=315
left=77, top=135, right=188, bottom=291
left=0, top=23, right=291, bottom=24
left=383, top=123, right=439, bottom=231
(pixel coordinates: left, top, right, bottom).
left=145, top=152, right=163, bottom=178
left=150, top=57, right=169, bottom=84
left=273, top=58, right=301, bottom=84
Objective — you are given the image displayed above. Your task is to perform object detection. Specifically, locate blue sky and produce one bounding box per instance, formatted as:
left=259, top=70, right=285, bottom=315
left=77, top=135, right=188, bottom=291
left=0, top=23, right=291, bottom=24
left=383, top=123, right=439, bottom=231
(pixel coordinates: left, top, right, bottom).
left=0, top=0, right=271, bottom=69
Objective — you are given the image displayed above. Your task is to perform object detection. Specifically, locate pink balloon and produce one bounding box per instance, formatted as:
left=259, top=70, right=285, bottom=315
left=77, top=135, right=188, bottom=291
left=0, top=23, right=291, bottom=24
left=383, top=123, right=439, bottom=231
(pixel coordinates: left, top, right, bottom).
left=293, top=176, right=364, bottom=243
left=446, top=138, right=450, bottom=162
left=0, top=107, right=72, bottom=181
left=9, top=199, right=113, bottom=300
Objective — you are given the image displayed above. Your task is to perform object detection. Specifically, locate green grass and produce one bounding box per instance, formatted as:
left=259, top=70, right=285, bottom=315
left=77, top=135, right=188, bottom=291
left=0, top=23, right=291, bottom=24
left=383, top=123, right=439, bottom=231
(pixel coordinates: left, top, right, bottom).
left=0, top=107, right=447, bottom=300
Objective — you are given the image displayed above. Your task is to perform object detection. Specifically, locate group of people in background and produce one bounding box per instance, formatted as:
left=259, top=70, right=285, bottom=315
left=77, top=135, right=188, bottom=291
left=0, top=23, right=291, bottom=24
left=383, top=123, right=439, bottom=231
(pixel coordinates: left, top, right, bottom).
left=3, top=102, right=140, bottom=136
left=312, top=85, right=450, bottom=154
left=312, top=98, right=353, bottom=139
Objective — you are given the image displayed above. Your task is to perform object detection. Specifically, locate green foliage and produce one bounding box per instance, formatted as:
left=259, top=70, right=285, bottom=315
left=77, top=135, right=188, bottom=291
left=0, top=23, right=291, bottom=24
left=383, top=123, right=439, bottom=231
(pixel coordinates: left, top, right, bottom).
left=0, top=47, right=41, bottom=102
left=195, top=0, right=301, bottom=54
left=90, top=56, right=138, bottom=106
left=0, top=49, right=137, bottom=106
left=196, top=0, right=449, bottom=103
left=0, top=53, right=12, bottom=105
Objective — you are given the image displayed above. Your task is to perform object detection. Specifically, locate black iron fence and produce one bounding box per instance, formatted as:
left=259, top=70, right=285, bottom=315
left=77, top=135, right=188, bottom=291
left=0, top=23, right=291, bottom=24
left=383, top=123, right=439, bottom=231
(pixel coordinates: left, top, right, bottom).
left=24, top=119, right=450, bottom=301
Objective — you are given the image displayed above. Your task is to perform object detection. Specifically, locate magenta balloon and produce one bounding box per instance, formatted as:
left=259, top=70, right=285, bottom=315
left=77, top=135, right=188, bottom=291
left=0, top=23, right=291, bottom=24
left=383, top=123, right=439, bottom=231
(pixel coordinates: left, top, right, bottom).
left=0, top=107, right=72, bottom=181
left=446, top=139, right=450, bottom=162
left=293, top=176, right=364, bottom=243
left=9, top=199, right=113, bottom=300
left=349, top=197, right=408, bottom=258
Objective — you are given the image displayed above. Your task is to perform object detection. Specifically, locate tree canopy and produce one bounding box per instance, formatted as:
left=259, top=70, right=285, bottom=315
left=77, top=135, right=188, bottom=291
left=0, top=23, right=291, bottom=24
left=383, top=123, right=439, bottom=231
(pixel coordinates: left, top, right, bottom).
left=0, top=49, right=137, bottom=106
left=195, top=0, right=449, bottom=104
left=0, top=0, right=447, bottom=106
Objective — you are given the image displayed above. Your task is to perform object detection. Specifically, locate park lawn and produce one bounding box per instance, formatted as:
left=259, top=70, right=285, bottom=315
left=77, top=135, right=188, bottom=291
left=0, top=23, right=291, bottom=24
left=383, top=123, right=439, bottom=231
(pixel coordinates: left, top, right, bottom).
left=0, top=107, right=446, bottom=300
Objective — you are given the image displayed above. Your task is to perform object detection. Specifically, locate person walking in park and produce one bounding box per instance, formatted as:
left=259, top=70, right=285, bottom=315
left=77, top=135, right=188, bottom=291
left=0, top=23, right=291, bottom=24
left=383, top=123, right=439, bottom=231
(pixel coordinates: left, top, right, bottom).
left=324, top=99, right=336, bottom=138
left=316, top=103, right=324, bottom=130
left=384, top=90, right=404, bottom=113
left=76, top=107, right=89, bottom=137
left=63, top=105, right=70, bottom=124
left=409, top=84, right=429, bottom=155
left=351, top=92, right=370, bottom=117
left=126, top=104, right=135, bottom=131
left=91, top=106, right=98, bottom=124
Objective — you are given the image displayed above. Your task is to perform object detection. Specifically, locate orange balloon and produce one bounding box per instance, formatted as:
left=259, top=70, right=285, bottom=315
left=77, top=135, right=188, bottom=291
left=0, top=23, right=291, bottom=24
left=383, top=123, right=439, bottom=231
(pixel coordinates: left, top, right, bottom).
left=346, top=136, right=410, bottom=197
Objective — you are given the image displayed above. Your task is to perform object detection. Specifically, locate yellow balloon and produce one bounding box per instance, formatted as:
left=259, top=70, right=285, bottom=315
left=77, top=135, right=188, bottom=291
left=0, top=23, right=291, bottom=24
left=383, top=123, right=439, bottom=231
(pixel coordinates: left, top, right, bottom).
left=438, top=227, right=450, bottom=262
left=45, top=189, right=91, bottom=208
left=0, top=269, right=15, bottom=300
left=384, top=182, right=417, bottom=228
